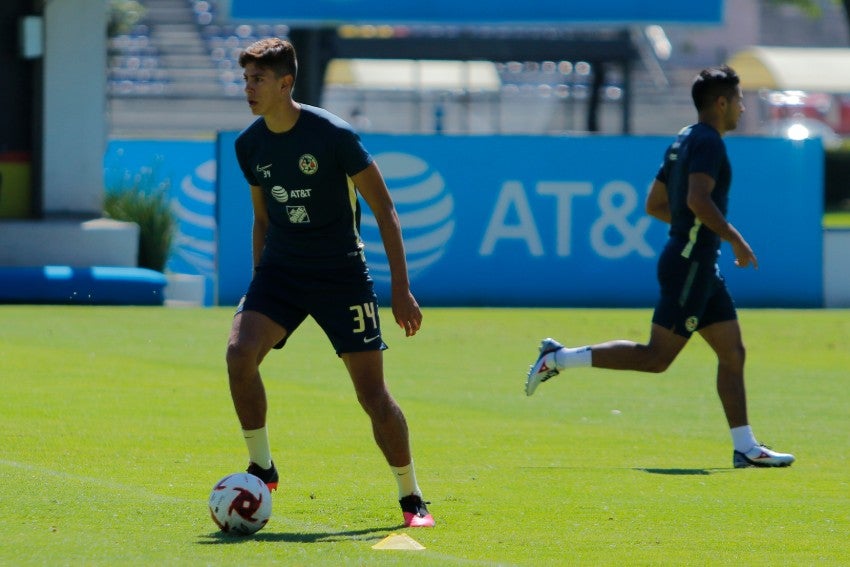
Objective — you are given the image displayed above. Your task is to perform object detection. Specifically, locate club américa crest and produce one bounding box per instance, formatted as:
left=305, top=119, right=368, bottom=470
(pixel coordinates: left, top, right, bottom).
left=298, top=154, right=318, bottom=175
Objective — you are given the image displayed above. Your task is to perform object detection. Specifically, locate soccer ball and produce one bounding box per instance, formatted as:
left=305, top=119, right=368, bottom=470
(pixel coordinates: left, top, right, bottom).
left=208, top=472, right=272, bottom=535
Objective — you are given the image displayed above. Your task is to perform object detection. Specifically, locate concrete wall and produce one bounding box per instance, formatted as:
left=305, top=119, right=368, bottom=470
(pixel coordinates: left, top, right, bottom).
left=0, top=219, right=138, bottom=267
left=824, top=229, right=850, bottom=308
left=0, top=0, right=138, bottom=270
left=41, top=0, right=107, bottom=216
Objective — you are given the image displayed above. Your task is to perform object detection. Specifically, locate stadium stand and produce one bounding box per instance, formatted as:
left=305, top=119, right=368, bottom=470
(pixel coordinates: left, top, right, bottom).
left=106, top=0, right=678, bottom=136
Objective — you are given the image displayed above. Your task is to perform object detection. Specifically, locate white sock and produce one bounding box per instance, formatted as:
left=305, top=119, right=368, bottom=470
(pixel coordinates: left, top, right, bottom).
left=731, top=425, right=758, bottom=453
left=391, top=462, right=422, bottom=499
left=243, top=426, right=273, bottom=470
left=554, top=346, right=592, bottom=369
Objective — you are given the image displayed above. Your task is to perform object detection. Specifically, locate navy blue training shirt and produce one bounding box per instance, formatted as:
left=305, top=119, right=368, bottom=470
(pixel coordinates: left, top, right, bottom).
left=655, top=122, right=732, bottom=257
left=235, top=104, right=373, bottom=266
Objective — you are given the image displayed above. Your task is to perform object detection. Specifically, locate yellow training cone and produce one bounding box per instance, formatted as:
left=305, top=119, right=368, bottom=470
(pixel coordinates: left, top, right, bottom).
left=371, top=533, right=426, bottom=550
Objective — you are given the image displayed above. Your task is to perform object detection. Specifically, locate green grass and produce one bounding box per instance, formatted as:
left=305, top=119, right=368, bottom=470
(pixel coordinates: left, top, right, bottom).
left=2, top=306, right=849, bottom=565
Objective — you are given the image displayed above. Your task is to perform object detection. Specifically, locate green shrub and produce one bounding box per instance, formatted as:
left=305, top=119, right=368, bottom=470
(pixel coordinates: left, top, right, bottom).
left=104, top=186, right=175, bottom=272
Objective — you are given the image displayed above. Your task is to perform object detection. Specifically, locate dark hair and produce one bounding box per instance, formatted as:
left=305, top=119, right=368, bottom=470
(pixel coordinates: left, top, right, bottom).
left=691, top=65, right=740, bottom=111
left=238, top=37, right=298, bottom=81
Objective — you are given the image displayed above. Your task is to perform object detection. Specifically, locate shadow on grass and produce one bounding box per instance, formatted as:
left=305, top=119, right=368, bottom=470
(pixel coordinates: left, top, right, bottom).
left=637, top=468, right=733, bottom=475
left=198, top=524, right=403, bottom=545
left=520, top=465, right=733, bottom=476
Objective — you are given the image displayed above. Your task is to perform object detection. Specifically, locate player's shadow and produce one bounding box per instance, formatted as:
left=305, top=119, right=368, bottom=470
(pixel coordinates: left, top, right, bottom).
left=198, top=524, right=403, bottom=545
left=636, top=467, right=732, bottom=475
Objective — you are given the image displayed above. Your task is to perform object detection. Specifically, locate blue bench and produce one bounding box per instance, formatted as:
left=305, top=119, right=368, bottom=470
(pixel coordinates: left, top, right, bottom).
left=0, top=266, right=166, bottom=305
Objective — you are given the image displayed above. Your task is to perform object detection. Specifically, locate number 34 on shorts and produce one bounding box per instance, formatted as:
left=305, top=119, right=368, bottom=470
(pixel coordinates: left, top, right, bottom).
left=350, top=302, right=378, bottom=335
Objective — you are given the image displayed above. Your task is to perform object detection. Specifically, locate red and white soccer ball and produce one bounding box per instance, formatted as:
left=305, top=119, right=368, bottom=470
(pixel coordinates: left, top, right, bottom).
left=208, top=472, right=272, bottom=535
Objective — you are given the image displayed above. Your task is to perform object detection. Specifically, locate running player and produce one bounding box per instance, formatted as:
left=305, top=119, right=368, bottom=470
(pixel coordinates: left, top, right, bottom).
left=226, top=37, right=434, bottom=526
left=525, top=65, right=795, bottom=469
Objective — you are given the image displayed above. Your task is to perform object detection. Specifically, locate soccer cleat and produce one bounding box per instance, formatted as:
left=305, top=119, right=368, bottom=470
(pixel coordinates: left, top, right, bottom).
left=525, top=338, right=564, bottom=396
left=733, top=444, right=796, bottom=468
left=246, top=461, right=279, bottom=491
left=399, top=494, right=435, bottom=528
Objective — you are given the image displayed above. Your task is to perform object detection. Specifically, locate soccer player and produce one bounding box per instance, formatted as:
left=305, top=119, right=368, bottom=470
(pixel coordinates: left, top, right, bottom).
left=525, top=66, right=795, bottom=469
left=226, top=37, right=434, bottom=527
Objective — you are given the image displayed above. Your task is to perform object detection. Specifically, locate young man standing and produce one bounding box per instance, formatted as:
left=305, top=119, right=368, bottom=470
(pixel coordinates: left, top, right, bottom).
left=525, top=66, right=795, bottom=470
left=227, top=37, right=434, bottom=527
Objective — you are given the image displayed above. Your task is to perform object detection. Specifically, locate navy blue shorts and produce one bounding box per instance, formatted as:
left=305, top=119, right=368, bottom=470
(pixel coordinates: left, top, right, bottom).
left=237, top=255, right=387, bottom=355
left=651, top=241, right=737, bottom=338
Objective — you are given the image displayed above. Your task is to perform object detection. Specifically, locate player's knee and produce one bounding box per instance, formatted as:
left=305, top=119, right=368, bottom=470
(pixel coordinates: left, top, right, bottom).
left=731, top=342, right=746, bottom=365
left=645, top=351, right=677, bottom=373
left=719, top=342, right=746, bottom=369
left=356, top=387, right=383, bottom=412
left=226, top=340, right=257, bottom=377
left=645, top=360, right=670, bottom=373
left=356, top=385, right=393, bottom=419
left=629, top=342, right=677, bottom=373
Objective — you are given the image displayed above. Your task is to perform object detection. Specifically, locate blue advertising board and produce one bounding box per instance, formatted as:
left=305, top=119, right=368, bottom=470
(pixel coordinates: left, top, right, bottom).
left=229, top=0, right=723, bottom=25
left=104, top=140, right=217, bottom=305
left=216, top=133, right=823, bottom=308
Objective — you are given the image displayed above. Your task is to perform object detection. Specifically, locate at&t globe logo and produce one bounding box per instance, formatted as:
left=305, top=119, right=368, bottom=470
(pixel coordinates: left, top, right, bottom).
left=360, top=152, right=455, bottom=282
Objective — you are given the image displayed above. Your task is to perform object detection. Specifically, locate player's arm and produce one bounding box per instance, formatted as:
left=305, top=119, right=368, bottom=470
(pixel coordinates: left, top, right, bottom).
left=687, top=172, right=758, bottom=269
left=249, top=185, right=268, bottom=274
left=351, top=162, right=422, bottom=337
left=645, top=178, right=671, bottom=224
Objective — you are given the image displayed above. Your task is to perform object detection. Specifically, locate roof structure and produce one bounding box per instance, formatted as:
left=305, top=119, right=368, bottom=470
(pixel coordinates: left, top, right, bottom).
left=728, top=46, right=850, bottom=92
left=325, top=59, right=502, bottom=91
left=290, top=26, right=641, bottom=132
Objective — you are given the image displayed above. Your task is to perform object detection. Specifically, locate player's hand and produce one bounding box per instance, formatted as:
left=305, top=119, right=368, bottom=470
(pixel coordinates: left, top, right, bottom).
left=392, top=289, right=422, bottom=337
left=732, top=238, right=758, bottom=269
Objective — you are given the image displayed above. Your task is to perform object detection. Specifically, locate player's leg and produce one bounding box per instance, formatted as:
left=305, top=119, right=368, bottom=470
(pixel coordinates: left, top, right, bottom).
left=342, top=350, right=435, bottom=527
left=342, top=350, right=410, bottom=467
left=311, top=259, right=414, bottom=468
left=697, top=319, right=747, bottom=428
left=310, top=257, right=435, bottom=526
left=590, top=323, right=688, bottom=372
left=226, top=309, right=285, bottom=430
left=526, top=242, right=695, bottom=395
left=525, top=323, right=688, bottom=396
left=698, top=318, right=795, bottom=468
left=226, top=309, right=286, bottom=488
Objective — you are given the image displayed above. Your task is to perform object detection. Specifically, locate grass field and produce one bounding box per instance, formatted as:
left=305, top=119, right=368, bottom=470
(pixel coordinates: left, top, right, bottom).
left=2, top=306, right=848, bottom=566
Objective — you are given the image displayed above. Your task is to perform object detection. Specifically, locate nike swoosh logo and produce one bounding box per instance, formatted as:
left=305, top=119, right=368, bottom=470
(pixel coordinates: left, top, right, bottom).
left=363, top=335, right=381, bottom=343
